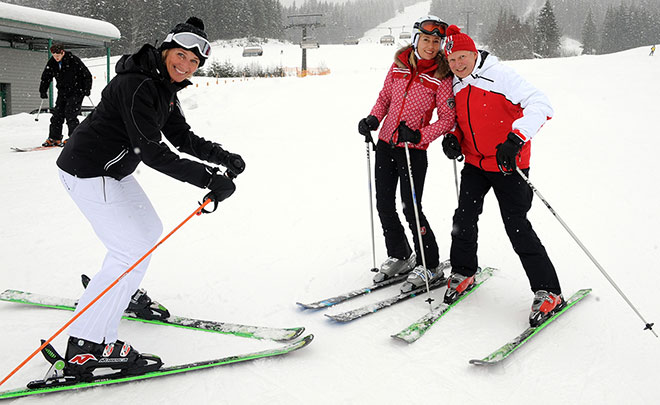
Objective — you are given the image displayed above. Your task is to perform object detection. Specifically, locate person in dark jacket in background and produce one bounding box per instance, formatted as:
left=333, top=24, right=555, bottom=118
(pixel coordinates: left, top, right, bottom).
left=39, top=44, right=92, bottom=146
left=55, top=17, right=245, bottom=381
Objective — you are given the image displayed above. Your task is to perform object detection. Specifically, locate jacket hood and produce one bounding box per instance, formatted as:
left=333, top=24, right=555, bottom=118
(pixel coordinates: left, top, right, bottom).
left=116, top=44, right=162, bottom=78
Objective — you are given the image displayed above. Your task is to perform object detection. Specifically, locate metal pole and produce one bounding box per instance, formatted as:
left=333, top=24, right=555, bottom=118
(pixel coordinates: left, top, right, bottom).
left=515, top=167, right=656, bottom=337
left=106, top=46, right=111, bottom=84
left=34, top=99, right=44, bottom=122
left=366, top=142, right=378, bottom=272
left=403, top=142, right=434, bottom=309
left=453, top=160, right=460, bottom=202
left=47, top=39, right=53, bottom=110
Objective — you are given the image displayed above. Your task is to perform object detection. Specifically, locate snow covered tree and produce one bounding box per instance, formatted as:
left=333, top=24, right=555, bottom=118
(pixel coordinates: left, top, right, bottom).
left=534, top=0, right=561, bottom=58
left=487, top=8, right=534, bottom=60
left=581, top=8, right=598, bottom=55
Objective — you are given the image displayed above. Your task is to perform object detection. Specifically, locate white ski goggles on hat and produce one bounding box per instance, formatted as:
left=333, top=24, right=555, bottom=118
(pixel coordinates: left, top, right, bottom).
left=164, top=32, right=211, bottom=58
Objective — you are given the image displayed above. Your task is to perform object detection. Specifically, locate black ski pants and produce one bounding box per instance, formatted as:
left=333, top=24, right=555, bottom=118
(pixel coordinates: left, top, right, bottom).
left=450, top=163, right=561, bottom=294
left=374, top=140, right=440, bottom=268
left=50, top=93, right=83, bottom=140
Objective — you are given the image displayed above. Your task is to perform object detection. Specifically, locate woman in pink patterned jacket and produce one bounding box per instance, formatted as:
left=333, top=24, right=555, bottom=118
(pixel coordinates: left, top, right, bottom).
left=358, top=16, right=456, bottom=292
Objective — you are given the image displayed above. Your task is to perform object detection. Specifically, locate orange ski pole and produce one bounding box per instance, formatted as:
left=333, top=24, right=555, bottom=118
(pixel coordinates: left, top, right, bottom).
left=0, top=198, right=213, bottom=388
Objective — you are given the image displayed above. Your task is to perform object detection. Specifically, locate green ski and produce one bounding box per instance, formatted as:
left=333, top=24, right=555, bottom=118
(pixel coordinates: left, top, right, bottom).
left=391, top=267, right=496, bottom=343
left=0, top=289, right=303, bottom=342
left=469, top=288, right=591, bottom=365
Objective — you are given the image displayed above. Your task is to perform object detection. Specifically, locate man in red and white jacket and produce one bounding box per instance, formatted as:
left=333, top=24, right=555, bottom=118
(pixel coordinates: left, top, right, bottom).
left=440, top=25, right=564, bottom=327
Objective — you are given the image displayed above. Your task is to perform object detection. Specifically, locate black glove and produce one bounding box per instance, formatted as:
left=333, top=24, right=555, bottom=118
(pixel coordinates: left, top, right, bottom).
left=209, top=144, right=245, bottom=176
left=442, top=134, right=462, bottom=160
left=358, top=115, right=379, bottom=136
left=495, top=132, right=525, bottom=173
left=205, top=169, right=236, bottom=202
left=40, top=92, right=48, bottom=99
left=396, top=121, right=421, bottom=144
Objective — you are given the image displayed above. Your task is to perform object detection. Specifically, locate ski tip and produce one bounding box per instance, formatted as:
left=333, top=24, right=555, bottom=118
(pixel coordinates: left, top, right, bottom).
left=324, top=314, right=346, bottom=322
left=295, top=302, right=320, bottom=310
left=390, top=334, right=415, bottom=344
left=469, top=359, right=490, bottom=366
left=274, top=327, right=306, bottom=342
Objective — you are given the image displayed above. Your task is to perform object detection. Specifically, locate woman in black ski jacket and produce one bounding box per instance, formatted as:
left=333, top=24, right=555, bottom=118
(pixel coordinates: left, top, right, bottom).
left=55, top=17, right=243, bottom=380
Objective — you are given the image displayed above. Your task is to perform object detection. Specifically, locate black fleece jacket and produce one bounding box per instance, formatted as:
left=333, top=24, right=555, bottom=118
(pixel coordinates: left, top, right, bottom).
left=57, top=44, right=216, bottom=188
left=39, top=52, right=92, bottom=97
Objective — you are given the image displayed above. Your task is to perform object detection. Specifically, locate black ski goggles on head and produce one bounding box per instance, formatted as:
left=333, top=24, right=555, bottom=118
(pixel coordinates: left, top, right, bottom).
left=415, top=19, right=448, bottom=37
left=164, top=32, right=211, bottom=58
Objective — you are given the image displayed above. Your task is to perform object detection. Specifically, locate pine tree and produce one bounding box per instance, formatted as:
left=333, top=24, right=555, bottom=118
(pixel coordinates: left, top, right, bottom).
left=581, top=7, right=598, bottom=55
left=600, top=5, right=623, bottom=54
left=487, top=7, right=534, bottom=60
left=534, top=0, right=561, bottom=58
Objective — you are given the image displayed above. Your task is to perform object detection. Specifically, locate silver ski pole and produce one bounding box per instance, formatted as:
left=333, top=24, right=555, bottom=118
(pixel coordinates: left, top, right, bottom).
left=403, top=142, right=434, bottom=309
left=453, top=160, right=460, bottom=202
left=34, top=99, right=44, bottom=122
left=516, top=167, right=657, bottom=337
left=365, top=139, right=378, bottom=273
left=87, top=96, right=95, bottom=108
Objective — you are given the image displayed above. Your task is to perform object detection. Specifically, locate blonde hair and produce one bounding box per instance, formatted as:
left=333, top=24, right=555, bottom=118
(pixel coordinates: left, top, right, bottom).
left=397, top=45, right=451, bottom=79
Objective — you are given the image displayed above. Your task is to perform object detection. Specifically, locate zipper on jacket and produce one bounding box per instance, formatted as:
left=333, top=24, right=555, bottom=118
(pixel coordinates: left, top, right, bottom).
left=389, top=70, right=418, bottom=146
left=465, top=85, right=486, bottom=170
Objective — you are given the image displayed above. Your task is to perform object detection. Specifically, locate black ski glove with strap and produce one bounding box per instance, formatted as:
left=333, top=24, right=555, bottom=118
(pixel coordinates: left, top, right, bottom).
left=495, top=132, right=525, bottom=173
left=442, top=134, right=463, bottom=160
left=358, top=115, right=379, bottom=137
left=396, top=121, right=422, bottom=144
left=209, top=144, right=245, bottom=177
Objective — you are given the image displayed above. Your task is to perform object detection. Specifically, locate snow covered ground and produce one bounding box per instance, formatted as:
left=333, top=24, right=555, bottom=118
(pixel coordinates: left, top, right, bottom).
left=1, top=2, right=659, bottom=403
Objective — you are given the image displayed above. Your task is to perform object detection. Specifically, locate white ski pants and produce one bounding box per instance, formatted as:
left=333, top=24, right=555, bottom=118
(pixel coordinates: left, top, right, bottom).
left=59, top=169, right=163, bottom=343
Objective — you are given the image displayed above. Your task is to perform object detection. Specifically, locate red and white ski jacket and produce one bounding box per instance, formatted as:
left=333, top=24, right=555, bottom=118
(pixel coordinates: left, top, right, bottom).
left=451, top=51, right=553, bottom=171
left=369, top=47, right=455, bottom=150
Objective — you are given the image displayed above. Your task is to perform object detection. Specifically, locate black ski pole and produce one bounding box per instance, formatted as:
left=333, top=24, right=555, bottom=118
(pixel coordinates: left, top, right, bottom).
left=515, top=167, right=657, bottom=337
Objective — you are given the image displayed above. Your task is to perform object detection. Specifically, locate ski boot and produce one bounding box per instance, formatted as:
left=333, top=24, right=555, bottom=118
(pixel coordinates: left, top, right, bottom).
left=443, top=272, right=476, bottom=304
left=126, top=288, right=170, bottom=321
left=33, top=338, right=162, bottom=386
left=64, top=337, right=162, bottom=381
left=42, top=138, right=63, bottom=147
left=400, top=264, right=447, bottom=293
left=529, top=290, right=565, bottom=327
left=81, top=274, right=170, bottom=321
left=373, top=254, right=416, bottom=283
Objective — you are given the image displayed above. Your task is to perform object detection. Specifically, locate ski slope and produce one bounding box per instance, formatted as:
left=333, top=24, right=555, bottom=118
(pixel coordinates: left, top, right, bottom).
left=1, top=3, right=659, bottom=404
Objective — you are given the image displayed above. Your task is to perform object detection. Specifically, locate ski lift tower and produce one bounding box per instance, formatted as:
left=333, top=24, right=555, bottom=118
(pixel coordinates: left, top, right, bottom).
left=285, top=14, right=324, bottom=74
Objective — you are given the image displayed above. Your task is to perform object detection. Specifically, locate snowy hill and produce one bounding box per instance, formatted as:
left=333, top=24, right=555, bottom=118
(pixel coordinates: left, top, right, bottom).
left=1, top=9, right=660, bottom=405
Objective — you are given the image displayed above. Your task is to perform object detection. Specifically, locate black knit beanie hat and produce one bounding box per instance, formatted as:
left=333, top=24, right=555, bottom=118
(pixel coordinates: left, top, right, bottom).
left=159, top=17, right=210, bottom=67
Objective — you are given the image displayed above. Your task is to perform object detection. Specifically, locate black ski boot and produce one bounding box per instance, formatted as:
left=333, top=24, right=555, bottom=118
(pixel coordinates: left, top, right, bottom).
left=80, top=274, right=170, bottom=321
left=64, top=337, right=162, bottom=381
left=126, top=288, right=170, bottom=321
